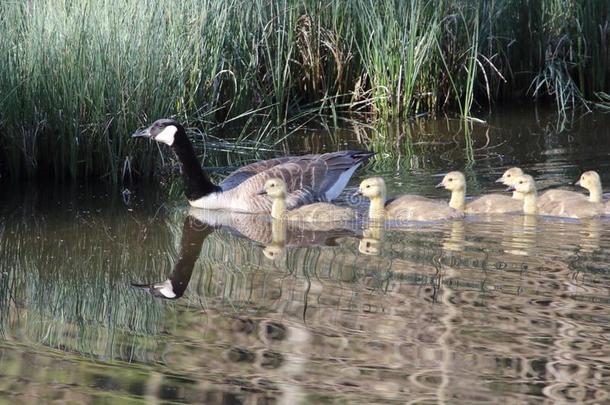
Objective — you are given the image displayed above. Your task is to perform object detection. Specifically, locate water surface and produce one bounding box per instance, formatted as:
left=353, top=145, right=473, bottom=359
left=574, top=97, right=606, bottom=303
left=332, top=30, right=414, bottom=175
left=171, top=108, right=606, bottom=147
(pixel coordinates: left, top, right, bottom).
left=1, top=109, right=610, bottom=403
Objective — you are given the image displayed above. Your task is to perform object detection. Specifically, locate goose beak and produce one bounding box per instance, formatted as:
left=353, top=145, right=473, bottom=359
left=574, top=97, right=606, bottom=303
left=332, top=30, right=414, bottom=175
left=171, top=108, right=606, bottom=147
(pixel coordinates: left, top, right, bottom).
left=257, top=190, right=268, bottom=196
left=435, top=181, right=444, bottom=188
left=495, top=177, right=505, bottom=183
left=575, top=180, right=581, bottom=186
left=132, top=127, right=151, bottom=138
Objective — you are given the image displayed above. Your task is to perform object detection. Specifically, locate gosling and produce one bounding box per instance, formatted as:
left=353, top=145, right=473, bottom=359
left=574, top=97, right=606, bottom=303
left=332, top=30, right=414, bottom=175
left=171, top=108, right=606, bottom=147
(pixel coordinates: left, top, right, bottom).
left=438, top=170, right=522, bottom=214
left=261, top=178, right=354, bottom=222
left=358, top=177, right=463, bottom=222
left=538, top=170, right=603, bottom=207
left=496, top=167, right=525, bottom=200
left=510, top=174, right=604, bottom=219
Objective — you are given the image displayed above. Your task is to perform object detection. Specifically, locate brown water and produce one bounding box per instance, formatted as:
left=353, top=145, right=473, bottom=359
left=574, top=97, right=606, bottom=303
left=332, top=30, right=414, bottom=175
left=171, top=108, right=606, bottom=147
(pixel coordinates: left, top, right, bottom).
left=1, top=109, right=610, bottom=404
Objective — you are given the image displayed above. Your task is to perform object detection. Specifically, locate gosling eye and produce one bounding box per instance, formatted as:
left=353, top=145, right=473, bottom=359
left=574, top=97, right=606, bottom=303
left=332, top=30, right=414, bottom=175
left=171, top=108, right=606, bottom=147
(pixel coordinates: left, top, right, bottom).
left=448, top=178, right=453, bottom=182
left=519, top=181, right=523, bottom=184
left=366, top=185, right=370, bottom=188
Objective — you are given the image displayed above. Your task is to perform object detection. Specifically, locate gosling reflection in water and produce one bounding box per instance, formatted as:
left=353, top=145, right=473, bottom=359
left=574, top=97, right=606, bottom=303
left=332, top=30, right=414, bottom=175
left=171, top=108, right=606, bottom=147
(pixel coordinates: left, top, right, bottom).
left=504, top=215, right=603, bottom=258
left=359, top=222, right=384, bottom=256
left=262, top=218, right=286, bottom=260
left=577, top=218, right=602, bottom=254
left=505, top=214, right=538, bottom=257
left=358, top=220, right=465, bottom=256
left=442, top=220, right=465, bottom=253
left=134, top=209, right=358, bottom=299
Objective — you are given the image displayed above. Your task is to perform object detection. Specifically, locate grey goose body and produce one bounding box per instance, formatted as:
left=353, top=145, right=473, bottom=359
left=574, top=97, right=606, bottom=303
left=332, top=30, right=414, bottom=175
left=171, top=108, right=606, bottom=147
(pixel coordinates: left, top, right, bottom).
left=133, top=119, right=373, bottom=213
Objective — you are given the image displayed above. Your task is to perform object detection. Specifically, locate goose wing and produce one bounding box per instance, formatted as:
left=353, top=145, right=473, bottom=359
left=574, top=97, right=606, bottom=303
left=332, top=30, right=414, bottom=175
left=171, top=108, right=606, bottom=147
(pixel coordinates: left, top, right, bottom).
left=224, top=150, right=373, bottom=212
left=220, top=157, right=294, bottom=191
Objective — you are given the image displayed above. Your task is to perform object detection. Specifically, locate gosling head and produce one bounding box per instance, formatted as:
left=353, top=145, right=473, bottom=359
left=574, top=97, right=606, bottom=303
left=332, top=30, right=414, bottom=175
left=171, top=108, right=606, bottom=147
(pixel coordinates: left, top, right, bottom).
left=358, top=177, right=386, bottom=199
left=132, top=118, right=185, bottom=146
left=436, top=171, right=465, bottom=191
left=496, top=167, right=524, bottom=186
left=263, top=245, right=285, bottom=260
left=260, top=178, right=288, bottom=198
left=509, top=175, right=536, bottom=194
left=575, top=171, right=601, bottom=191
left=359, top=237, right=382, bottom=256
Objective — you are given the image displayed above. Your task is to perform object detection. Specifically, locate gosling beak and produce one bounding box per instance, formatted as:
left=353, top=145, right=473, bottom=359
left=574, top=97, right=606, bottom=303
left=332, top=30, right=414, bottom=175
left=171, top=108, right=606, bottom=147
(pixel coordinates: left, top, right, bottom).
left=506, top=185, right=516, bottom=192
left=352, top=189, right=363, bottom=197
left=574, top=180, right=581, bottom=187
left=495, top=177, right=505, bottom=183
left=435, top=181, right=444, bottom=188
left=132, top=126, right=151, bottom=138
left=257, top=190, right=268, bottom=196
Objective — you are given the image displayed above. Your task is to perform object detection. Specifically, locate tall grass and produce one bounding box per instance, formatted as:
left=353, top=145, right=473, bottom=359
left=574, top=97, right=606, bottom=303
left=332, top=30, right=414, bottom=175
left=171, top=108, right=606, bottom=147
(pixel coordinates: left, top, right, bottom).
left=0, top=0, right=608, bottom=181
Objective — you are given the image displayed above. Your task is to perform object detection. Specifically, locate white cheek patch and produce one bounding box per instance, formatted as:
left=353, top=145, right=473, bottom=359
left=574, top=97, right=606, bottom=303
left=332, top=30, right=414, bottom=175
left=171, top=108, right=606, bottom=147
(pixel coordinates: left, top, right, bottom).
left=156, top=279, right=176, bottom=298
left=155, top=125, right=178, bottom=146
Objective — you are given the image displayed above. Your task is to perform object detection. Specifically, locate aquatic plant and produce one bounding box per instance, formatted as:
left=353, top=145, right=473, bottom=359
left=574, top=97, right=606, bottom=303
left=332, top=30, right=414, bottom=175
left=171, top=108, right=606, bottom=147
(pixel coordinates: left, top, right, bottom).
left=0, top=0, right=608, bottom=181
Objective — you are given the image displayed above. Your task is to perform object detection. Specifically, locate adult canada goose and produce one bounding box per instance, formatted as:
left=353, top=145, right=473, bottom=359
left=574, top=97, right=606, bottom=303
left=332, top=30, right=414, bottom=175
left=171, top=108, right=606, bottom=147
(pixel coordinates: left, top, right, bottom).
left=260, top=178, right=354, bottom=222
left=358, top=177, right=463, bottom=221
left=509, top=174, right=604, bottom=219
left=537, top=171, right=603, bottom=207
left=438, top=170, right=521, bottom=214
left=132, top=118, right=373, bottom=212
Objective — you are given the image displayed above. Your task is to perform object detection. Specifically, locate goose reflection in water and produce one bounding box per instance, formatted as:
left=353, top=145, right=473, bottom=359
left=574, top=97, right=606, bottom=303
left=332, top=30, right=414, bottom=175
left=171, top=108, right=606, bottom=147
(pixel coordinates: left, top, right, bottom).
left=358, top=219, right=466, bottom=257
left=131, top=214, right=215, bottom=299
left=133, top=208, right=358, bottom=299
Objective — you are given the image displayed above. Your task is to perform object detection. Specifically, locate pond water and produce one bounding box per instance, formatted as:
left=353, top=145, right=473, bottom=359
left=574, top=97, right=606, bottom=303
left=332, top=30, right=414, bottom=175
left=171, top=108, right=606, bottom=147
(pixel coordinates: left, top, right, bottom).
left=1, top=108, right=610, bottom=403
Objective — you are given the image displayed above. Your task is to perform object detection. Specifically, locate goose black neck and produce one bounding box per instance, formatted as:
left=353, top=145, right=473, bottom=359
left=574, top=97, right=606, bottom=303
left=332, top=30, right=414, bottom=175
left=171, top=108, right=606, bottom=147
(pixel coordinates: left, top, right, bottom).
left=171, top=129, right=221, bottom=200
left=168, top=216, right=214, bottom=298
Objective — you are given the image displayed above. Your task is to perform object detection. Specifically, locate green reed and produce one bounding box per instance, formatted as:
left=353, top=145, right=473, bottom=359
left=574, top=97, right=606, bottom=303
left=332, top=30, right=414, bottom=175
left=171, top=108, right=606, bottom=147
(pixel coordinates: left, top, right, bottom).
left=0, top=0, right=608, bottom=181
